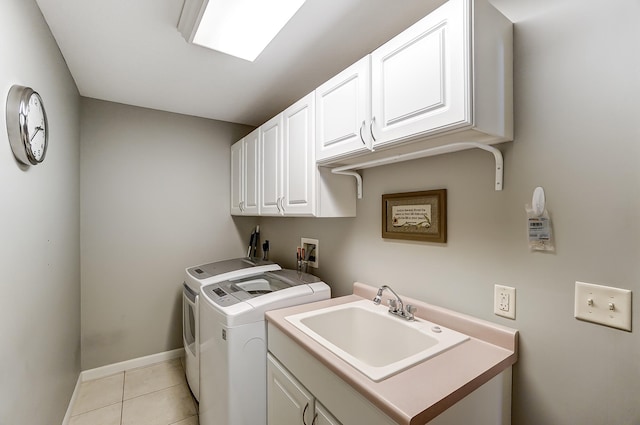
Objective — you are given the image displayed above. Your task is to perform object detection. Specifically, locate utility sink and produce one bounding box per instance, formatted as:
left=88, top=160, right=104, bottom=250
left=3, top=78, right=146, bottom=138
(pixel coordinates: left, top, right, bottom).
left=285, top=299, right=469, bottom=381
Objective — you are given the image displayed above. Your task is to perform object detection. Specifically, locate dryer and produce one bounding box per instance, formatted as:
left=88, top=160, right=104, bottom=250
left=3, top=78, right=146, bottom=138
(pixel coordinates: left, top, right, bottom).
left=182, top=258, right=280, bottom=401
left=199, top=269, right=330, bottom=425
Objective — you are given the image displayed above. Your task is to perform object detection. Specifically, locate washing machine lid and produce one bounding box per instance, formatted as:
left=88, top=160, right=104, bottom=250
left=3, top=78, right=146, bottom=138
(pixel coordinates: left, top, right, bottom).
left=201, top=270, right=330, bottom=326
left=229, top=275, right=293, bottom=297
left=202, top=270, right=321, bottom=307
left=184, top=257, right=280, bottom=293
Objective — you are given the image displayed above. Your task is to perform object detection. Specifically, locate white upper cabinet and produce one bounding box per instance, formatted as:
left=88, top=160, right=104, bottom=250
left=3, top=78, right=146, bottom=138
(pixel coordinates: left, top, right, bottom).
left=230, top=129, right=260, bottom=216
left=282, top=93, right=316, bottom=215
left=243, top=129, right=260, bottom=214
left=231, top=92, right=356, bottom=217
left=230, top=139, right=244, bottom=215
left=232, top=0, right=511, bottom=214
left=316, top=0, right=512, bottom=165
left=370, top=0, right=468, bottom=147
left=260, top=114, right=284, bottom=216
left=315, top=56, right=372, bottom=162
left=257, top=93, right=356, bottom=217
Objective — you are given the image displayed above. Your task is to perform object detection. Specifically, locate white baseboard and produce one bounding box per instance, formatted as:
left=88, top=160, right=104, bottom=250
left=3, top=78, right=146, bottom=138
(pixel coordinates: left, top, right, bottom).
left=62, top=348, right=185, bottom=425
left=81, top=348, right=185, bottom=382
left=61, top=374, right=82, bottom=425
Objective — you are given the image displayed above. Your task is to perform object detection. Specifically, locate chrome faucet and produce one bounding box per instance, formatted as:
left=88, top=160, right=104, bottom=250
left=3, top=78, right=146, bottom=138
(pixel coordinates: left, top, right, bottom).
left=373, top=285, right=417, bottom=321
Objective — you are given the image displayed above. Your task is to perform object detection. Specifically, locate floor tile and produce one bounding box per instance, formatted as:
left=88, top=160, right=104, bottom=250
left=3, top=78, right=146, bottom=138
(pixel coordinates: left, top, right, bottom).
left=124, top=358, right=185, bottom=400
left=72, top=373, right=124, bottom=416
left=170, top=415, right=199, bottom=425
left=122, top=383, right=197, bottom=425
left=69, top=403, right=122, bottom=425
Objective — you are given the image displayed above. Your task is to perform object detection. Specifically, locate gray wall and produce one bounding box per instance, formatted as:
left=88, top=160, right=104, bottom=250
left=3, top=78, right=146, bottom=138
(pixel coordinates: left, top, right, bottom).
left=0, top=1, right=81, bottom=424
left=259, top=1, right=640, bottom=424
left=80, top=98, right=256, bottom=369
left=1, top=1, right=637, bottom=424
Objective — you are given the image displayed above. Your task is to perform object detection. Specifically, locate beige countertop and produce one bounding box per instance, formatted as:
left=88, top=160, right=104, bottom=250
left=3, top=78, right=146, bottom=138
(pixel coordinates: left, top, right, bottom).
left=265, top=282, right=518, bottom=425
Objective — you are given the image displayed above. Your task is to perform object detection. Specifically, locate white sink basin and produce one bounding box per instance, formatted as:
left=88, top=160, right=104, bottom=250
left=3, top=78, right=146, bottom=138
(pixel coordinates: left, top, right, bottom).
left=285, top=299, right=469, bottom=381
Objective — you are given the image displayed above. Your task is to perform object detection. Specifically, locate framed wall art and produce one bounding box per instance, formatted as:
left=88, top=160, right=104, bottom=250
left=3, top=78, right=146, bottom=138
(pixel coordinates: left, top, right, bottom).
left=382, top=189, right=447, bottom=243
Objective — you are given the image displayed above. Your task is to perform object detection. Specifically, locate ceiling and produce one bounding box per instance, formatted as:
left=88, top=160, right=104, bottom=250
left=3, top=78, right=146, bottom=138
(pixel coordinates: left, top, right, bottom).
left=35, top=0, right=448, bottom=126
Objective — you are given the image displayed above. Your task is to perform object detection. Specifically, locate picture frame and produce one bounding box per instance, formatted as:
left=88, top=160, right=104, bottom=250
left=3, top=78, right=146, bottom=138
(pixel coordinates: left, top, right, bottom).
left=382, top=189, right=447, bottom=243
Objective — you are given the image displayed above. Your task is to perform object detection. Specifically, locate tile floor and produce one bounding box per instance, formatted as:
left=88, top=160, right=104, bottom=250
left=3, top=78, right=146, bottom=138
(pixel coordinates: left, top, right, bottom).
left=69, top=358, right=199, bottom=425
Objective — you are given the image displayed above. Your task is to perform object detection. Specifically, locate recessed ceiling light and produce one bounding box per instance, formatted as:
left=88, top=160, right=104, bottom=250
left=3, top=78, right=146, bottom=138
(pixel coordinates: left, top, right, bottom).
left=178, top=0, right=306, bottom=62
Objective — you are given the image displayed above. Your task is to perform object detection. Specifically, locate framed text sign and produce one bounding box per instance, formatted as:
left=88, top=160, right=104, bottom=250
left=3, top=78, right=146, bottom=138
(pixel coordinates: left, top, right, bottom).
left=382, top=189, right=447, bottom=243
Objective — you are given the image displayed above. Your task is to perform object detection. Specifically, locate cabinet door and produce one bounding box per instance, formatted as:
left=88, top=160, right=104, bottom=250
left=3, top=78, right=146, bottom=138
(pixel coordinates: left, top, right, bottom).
left=243, top=128, right=260, bottom=215
left=230, top=139, right=244, bottom=216
left=371, top=0, right=469, bottom=147
left=282, top=92, right=315, bottom=216
left=260, top=114, right=283, bottom=216
left=315, top=56, right=371, bottom=163
left=267, top=354, right=314, bottom=425
left=315, top=401, right=342, bottom=425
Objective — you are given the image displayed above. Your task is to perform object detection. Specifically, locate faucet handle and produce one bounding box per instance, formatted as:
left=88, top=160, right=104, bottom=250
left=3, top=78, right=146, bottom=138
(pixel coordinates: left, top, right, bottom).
left=388, top=299, right=397, bottom=310
left=405, top=304, right=417, bottom=320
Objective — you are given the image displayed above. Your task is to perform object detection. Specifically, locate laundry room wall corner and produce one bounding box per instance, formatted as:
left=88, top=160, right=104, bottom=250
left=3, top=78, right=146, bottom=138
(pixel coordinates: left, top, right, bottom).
left=0, top=1, right=81, bottom=424
left=80, top=98, right=253, bottom=369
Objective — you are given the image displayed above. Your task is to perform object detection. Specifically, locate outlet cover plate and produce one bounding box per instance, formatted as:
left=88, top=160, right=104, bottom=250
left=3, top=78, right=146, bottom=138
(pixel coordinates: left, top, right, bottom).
left=494, top=285, right=516, bottom=319
left=301, top=237, right=319, bottom=268
left=574, top=281, right=632, bottom=331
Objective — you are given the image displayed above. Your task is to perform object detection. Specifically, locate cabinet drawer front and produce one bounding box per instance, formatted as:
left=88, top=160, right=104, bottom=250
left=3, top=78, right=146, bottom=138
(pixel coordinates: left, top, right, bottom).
left=371, top=0, right=470, bottom=146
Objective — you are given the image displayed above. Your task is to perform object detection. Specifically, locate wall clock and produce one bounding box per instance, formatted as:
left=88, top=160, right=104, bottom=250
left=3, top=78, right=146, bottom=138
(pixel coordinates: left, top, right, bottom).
left=6, top=85, right=49, bottom=165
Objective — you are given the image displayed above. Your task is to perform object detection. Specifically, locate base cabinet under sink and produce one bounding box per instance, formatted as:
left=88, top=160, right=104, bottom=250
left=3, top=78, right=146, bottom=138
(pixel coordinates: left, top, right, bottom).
left=268, top=354, right=342, bottom=425
left=267, top=323, right=512, bottom=425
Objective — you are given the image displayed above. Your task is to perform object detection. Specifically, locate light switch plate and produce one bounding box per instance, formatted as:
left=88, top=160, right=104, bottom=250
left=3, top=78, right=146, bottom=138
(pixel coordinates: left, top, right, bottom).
left=574, top=281, right=632, bottom=331
left=494, top=285, right=516, bottom=319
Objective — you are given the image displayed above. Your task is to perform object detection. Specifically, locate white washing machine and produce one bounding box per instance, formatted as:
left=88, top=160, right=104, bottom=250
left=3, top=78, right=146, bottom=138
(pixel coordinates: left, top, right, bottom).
left=182, top=258, right=280, bottom=401
left=199, top=269, right=330, bottom=425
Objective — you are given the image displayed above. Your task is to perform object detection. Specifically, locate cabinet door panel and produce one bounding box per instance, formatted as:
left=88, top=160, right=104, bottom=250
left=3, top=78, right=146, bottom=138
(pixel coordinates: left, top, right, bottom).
left=267, top=354, right=314, bottom=425
left=315, top=401, right=342, bottom=425
left=382, top=27, right=446, bottom=123
left=283, top=93, right=315, bottom=215
left=230, top=140, right=243, bottom=216
left=371, top=0, right=469, bottom=146
left=260, top=115, right=283, bottom=215
left=244, top=129, right=260, bottom=214
left=316, top=56, right=371, bottom=162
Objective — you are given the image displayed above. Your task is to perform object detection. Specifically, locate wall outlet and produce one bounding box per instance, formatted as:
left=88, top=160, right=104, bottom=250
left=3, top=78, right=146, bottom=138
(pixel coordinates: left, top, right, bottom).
left=574, top=281, right=632, bottom=331
left=301, top=237, right=319, bottom=268
left=494, top=285, right=516, bottom=319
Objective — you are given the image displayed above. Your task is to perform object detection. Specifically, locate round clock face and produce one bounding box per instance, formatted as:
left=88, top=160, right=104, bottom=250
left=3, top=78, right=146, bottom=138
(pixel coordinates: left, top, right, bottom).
left=25, top=92, right=47, bottom=162
left=6, top=85, right=49, bottom=166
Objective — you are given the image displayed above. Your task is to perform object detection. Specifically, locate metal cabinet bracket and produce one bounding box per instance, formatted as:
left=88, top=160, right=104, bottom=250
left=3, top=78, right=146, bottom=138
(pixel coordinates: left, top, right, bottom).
left=330, top=142, right=504, bottom=199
